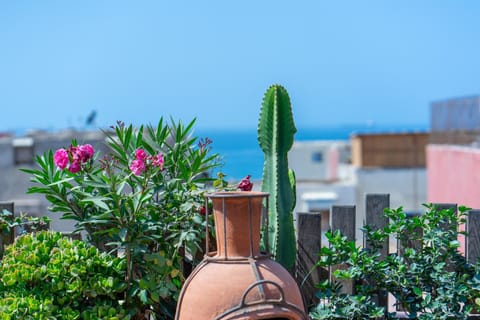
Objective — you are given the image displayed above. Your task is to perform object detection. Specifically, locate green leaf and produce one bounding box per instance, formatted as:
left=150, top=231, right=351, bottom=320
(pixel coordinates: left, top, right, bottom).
left=79, top=197, right=111, bottom=211
left=139, top=289, right=148, bottom=304
left=424, top=293, right=432, bottom=305
left=413, top=287, right=422, bottom=296
left=47, top=177, right=75, bottom=187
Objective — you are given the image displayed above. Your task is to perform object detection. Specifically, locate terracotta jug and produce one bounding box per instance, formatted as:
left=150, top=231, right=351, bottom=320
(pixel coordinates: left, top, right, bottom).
left=175, top=191, right=308, bottom=320
left=210, top=191, right=264, bottom=259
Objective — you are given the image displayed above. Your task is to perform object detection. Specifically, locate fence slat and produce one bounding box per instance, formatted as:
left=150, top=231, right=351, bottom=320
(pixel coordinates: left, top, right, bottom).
left=398, top=212, right=423, bottom=257
left=467, top=210, right=480, bottom=263
left=296, top=212, right=325, bottom=308
left=331, top=205, right=356, bottom=241
left=331, top=205, right=356, bottom=294
left=396, top=211, right=423, bottom=312
left=434, top=203, right=458, bottom=211
left=365, top=194, right=390, bottom=257
left=365, top=194, right=390, bottom=310
left=433, top=203, right=458, bottom=231
left=433, top=203, right=458, bottom=271
left=0, top=201, right=14, bottom=259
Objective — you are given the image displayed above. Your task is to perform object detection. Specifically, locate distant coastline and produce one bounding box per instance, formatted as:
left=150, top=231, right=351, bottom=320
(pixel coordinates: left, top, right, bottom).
left=198, top=123, right=429, bottom=181
left=7, top=123, right=429, bottom=182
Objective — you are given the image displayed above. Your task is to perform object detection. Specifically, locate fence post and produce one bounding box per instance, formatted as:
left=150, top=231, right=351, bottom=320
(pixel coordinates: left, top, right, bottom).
left=330, top=205, right=356, bottom=294
left=467, top=210, right=480, bottom=263
left=432, top=204, right=458, bottom=272
left=365, top=194, right=390, bottom=310
left=398, top=212, right=423, bottom=257
left=395, top=211, right=423, bottom=312
left=0, top=201, right=15, bottom=259
left=296, top=212, right=325, bottom=308
left=434, top=203, right=458, bottom=212
left=433, top=203, right=458, bottom=229
left=365, top=194, right=390, bottom=258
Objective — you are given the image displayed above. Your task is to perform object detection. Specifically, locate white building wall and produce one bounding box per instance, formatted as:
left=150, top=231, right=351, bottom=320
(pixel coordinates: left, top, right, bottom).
left=293, top=180, right=357, bottom=247
left=289, top=140, right=350, bottom=181
left=0, top=137, right=14, bottom=168
left=288, top=140, right=355, bottom=246
left=0, top=130, right=109, bottom=233
left=295, top=182, right=356, bottom=214
left=354, top=168, right=426, bottom=243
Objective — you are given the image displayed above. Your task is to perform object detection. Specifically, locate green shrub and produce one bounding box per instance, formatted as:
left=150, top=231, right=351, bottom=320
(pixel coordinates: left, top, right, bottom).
left=0, top=231, right=129, bottom=319
left=312, top=205, right=480, bottom=320
left=21, top=118, right=221, bottom=318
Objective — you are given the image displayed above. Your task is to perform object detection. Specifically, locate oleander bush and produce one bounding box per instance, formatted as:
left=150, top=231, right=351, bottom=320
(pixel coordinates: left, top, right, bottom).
left=0, top=231, right=129, bottom=319
left=311, top=204, right=480, bottom=320
left=21, top=118, right=221, bottom=319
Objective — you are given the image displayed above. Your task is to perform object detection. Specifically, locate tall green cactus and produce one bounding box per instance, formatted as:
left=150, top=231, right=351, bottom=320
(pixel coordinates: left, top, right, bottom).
left=257, top=84, right=297, bottom=271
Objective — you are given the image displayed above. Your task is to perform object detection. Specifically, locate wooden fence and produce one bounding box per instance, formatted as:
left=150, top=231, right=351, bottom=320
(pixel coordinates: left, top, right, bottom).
left=0, top=202, right=15, bottom=259
left=295, top=193, right=480, bottom=317
left=2, top=195, right=480, bottom=317
left=0, top=201, right=54, bottom=259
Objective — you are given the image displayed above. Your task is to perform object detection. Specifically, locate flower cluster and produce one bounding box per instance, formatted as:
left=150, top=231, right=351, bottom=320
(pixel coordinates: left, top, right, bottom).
left=54, top=144, right=94, bottom=173
left=129, top=148, right=164, bottom=176
left=237, top=175, right=253, bottom=191
left=25, top=119, right=222, bottom=319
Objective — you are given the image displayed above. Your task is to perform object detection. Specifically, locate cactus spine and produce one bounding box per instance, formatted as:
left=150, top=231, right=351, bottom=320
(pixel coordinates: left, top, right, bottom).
left=257, top=84, right=297, bottom=271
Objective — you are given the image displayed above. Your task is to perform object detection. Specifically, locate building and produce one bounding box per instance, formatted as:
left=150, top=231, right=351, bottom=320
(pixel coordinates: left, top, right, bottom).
left=289, top=131, right=429, bottom=246
left=427, top=95, right=480, bottom=209
left=351, top=132, right=428, bottom=241
left=427, top=144, right=480, bottom=209
left=0, top=129, right=110, bottom=231
left=430, top=95, right=480, bottom=145
left=288, top=140, right=356, bottom=245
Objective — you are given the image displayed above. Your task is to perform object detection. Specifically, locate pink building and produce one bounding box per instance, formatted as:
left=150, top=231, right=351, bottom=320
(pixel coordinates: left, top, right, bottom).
left=428, top=95, right=480, bottom=208
left=426, top=96, right=480, bottom=255
left=427, top=144, right=480, bottom=209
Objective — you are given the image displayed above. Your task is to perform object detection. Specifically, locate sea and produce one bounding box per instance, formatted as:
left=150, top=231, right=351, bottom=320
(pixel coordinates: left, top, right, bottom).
left=197, top=123, right=429, bottom=182
left=12, top=123, right=428, bottom=182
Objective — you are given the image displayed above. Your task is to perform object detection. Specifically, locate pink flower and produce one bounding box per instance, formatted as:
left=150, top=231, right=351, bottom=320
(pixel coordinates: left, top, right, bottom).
left=54, top=148, right=69, bottom=170
left=70, top=144, right=94, bottom=163
left=69, top=146, right=81, bottom=161
left=68, top=161, right=81, bottom=173
left=130, top=159, right=146, bottom=176
left=152, top=153, right=164, bottom=170
left=135, top=149, right=148, bottom=161
left=79, top=144, right=94, bottom=160
left=237, top=175, right=253, bottom=191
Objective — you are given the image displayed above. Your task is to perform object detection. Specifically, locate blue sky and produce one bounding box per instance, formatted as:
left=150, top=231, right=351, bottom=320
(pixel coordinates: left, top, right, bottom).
left=1, top=1, right=479, bottom=133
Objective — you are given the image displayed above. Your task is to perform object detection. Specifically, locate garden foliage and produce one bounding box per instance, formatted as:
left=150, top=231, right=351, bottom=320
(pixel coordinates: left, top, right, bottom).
left=311, top=205, right=480, bottom=320
left=20, top=118, right=220, bottom=319
left=0, top=231, right=128, bottom=319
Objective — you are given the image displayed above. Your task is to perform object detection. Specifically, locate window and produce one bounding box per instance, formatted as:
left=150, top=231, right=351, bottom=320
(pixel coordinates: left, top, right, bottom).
left=311, top=152, right=323, bottom=162
left=13, top=137, right=34, bottom=165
